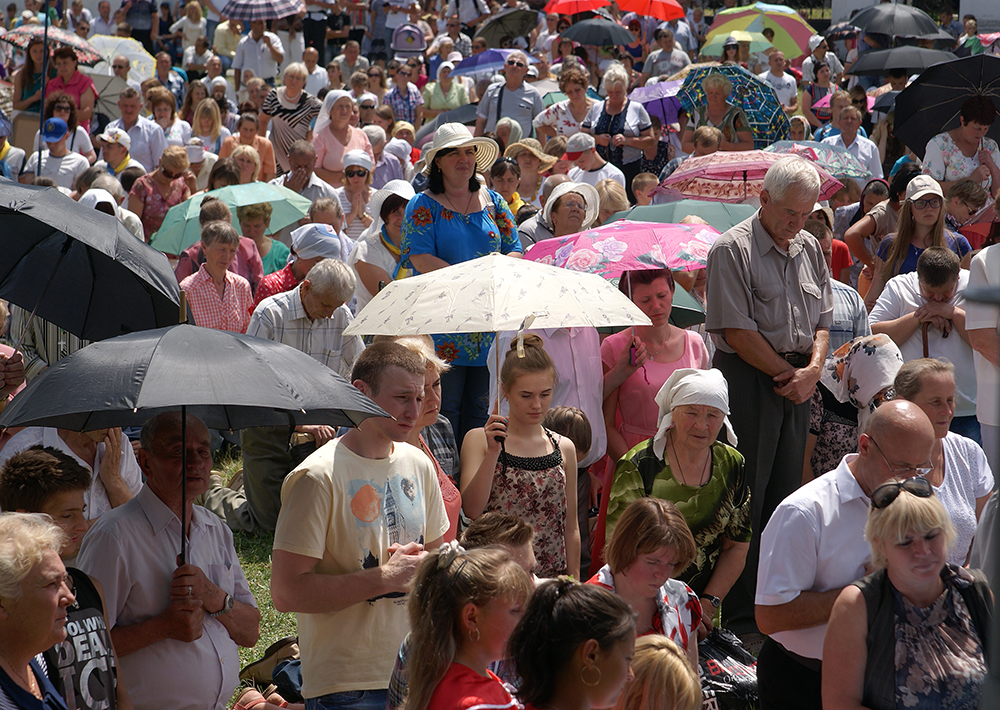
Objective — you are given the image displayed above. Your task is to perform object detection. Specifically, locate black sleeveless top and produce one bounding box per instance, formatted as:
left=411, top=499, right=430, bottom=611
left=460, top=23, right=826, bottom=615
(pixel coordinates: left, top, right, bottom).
left=43, top=569, right=118, bottom=710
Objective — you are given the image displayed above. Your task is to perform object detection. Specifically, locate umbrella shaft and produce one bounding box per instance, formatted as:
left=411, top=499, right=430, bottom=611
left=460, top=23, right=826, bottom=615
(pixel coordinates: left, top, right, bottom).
left=11, top=236, right=71, bottom=355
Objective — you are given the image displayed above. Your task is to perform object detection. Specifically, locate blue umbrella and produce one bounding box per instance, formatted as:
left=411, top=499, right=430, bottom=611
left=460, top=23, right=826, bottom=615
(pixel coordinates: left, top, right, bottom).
left=677, top=63, right=790, bottom=149
left=629, top=80, right=682, bottom=127
left=451, top=49, right=536, bottom=77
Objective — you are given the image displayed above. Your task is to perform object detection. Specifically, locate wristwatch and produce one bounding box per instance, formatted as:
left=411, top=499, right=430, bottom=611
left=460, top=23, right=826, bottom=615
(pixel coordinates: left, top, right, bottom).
left=700, top=594, right=722, bottom=610
left=210, top=593, right=234, bottom=618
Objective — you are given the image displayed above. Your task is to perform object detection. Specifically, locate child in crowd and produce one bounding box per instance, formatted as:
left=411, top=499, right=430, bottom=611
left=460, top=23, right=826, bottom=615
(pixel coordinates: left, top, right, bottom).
left=632, top=172, right=659, bottom=207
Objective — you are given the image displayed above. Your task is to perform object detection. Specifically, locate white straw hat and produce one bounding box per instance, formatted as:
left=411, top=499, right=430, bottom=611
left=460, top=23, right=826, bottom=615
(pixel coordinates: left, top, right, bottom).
left=542, top=181, right=600, bottom=230
left=421, top=122, right=499, bottom=176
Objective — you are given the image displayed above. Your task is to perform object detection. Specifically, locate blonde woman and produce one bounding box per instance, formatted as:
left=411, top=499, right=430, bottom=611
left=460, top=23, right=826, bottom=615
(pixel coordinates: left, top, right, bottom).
left=596, top=178, right=629, bottom=225
left=169, top=0, right=207, bottom=53
left=192, top=97, right=231, bottom=154
left=612, top=636, right=701, bottom=710
left=260, top=63, right=321, bottom=175
left=128, top=145, right=192, bottom=242
left=231, top=143, right=261, bottom=184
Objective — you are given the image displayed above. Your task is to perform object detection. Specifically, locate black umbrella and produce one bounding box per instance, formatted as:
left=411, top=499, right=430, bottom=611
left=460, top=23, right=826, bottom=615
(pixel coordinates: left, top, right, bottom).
left=850, top=4, right=950, bottom=40
left=0, top=181, right=181, bottom=344
left=0, top=324, right=388, bottom=561
left=559, top=18, right=633, bottom=47
left=872, top=90, right=900, bottom=112
left=415, top=102, right=480, bottom=146
left=474, top=9, right=538, bottom=48
left=848, top=46, right=957, bottom=75
left=824, top=22, right=859, bottom=41
left=893, top=55, right=1000, bottom=159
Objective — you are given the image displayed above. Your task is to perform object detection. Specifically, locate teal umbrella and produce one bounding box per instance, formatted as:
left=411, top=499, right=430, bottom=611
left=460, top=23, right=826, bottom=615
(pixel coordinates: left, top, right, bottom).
left=150, top=183, right=313, bottom=255
left=606, top=200, right=756, bottom=234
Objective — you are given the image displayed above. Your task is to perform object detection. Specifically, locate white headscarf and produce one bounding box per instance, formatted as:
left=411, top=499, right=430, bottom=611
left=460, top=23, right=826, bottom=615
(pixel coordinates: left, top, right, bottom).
left=819, top=334, right=903, bottom=429
left=314, top=89, right=354, bottom=137
left=652, top=368, right=737, bottom=460
left=437, top=60, right=455, bottom=83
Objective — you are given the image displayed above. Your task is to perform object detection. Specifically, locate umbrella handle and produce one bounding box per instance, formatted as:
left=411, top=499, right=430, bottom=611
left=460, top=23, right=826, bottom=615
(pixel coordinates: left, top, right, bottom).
left=180, top=405, right=186, bottom=566
left=179, top=290, right=187, bottom=324
left=11, top=235, right=72, bottom=356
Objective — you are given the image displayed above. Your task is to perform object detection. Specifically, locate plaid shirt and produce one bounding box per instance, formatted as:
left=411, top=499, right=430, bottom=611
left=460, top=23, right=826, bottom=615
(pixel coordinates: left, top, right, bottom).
left=247, top=285, right=364, bottom=377
left=383, top=83, right=423, bottom=125
left=253, top=264, right=300, bottom=309
left=180, top=264, right=253, bottom=333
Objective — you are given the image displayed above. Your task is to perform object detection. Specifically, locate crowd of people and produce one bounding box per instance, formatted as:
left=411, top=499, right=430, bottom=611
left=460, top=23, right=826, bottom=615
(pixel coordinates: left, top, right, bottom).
left=0, top=1, right=999, bottom=710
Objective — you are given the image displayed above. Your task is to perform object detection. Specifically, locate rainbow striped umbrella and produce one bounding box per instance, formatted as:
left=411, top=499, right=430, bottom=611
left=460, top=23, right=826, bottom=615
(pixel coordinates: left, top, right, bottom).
left=707, top=2, right=815, bottom=59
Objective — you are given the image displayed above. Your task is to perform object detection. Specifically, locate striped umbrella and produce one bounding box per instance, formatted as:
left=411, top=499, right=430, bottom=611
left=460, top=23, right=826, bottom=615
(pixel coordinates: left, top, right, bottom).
left=677, top=63, right=790, bottom=149
left=219, top=0, right=305, bottom=22
left=700, top=29, right=772, bottom=57
left=0, top=25, right=102, bottom=64
left=707, top=2, right=815, bottom=59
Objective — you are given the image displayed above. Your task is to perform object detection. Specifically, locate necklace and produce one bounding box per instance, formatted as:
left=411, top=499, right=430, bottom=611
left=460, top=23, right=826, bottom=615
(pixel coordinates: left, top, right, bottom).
left=644, top=328, right=673, bottom=359
left=669, top=434, right=710, bottom=487
left=444, top=187, right=477, bottom=223
left=0, top=651, right=39, bottom=698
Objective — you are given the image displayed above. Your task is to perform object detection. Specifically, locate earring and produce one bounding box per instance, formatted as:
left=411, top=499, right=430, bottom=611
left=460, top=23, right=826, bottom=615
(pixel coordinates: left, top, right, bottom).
left=469, top=628, right=480, bottom=642
left=581, top=665, right=601, bottom=687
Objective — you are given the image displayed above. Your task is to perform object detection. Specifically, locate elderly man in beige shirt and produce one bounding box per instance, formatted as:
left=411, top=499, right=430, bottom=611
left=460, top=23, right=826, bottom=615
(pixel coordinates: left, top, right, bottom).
left=704, top=155, right=832, bottom=650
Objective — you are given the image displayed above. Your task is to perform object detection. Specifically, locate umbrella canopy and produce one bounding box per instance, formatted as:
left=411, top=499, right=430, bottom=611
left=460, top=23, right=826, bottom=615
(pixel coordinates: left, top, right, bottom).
left=871, top=90, right=899, bottom=112
left=707, top=3, right=815, bottom=59
left=678, top=63, right=790, bottom=149
left=88, top=35, right=156, bottom=85
left=764, top=140, right=871, bottom=182
left=824, top=22, right=859, bottom=41
left=86, top=72, right=128, bottom=121
left=343, top=253, right=652, bottom=337
left=0, top=25, right=103, bottom=64
left=849, top=3, right=948, bottom=40
left=558, top=18, right=633, bottom=47
left=893, top=55, right=1000, bottom=159
left=0, top=181, right=181, bottom=341
left=0, top=324, right=387, bottom=432
left=661, top=150, right=843, bottom=203
left=615, top=0, right=683, bottom=22
left=451, top=48, right=532, bottom=77
left=605, top=200, right=756, bottom=233
left=544, top=0, right=608, bottom=14
left=523, top=220, right=721, bottom=275
left=667, top=60, right=720, bottom=82
left=414, top=102, right=479, bottom=146
left=474, top=9, right=538, bottom=48
left=700, top=30, right=773, bottom=57
left=220, top=0, right=305, bottom=22
left=629, top=80, right=682, bottom=127
left=150, top=182, right=313, bottom=255
left=848, top=46, right=957, bottom=76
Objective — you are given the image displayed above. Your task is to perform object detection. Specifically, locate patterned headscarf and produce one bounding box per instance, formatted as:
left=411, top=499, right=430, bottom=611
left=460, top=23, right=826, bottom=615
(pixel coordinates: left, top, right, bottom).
left=820, top=334, right=903, bottom=428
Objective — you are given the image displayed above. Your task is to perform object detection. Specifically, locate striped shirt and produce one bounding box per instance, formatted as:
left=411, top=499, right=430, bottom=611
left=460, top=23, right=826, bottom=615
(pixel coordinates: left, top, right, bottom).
left=180, top=264, right=253, bottom=333
left=247, top=285, right=364, bottom=377
left=262, top=89, right=322, bottom=175
left=8, top=306, right=89, bottom=382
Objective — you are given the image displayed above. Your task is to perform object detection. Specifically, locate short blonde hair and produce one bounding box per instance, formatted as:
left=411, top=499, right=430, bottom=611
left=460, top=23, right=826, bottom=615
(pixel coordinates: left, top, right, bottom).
left=612, top=636, right=701, bottom=710
left=865, top=489, right=956, bottom=569
left=394, top=335, right=451, bottom=375
left=283, top=62, right=308, bottom=82
left=631, top=172, right=658, bottom=193
left=702, top=72, right=733, bottom=95
left=0, top=513, right=67, bottom=601
left=160, top=144, right=190, bottom=173
left=596, top=178, right=629, bottom=215
left=236, top=202, right=273, bottom=224
left=231, top=143, right=261, bottom=181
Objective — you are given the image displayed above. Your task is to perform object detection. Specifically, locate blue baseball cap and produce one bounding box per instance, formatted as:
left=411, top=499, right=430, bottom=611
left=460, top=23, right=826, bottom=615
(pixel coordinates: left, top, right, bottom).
left=42, top=117, right=68, bottom=143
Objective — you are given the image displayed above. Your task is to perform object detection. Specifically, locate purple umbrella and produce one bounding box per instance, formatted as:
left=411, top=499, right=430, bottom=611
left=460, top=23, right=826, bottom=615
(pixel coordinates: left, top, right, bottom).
left=629, top=81, right=682, bottom=127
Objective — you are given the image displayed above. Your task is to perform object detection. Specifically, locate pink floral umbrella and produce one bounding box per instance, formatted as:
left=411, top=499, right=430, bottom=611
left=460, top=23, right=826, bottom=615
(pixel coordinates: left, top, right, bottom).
left=522, top=220, right=722, bottom=277
left=661, top=150, right=843, bottom=203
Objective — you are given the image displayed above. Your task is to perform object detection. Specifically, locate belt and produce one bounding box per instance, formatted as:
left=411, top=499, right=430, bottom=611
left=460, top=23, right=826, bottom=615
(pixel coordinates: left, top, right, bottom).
left=780, top=352, right=810, bottom=368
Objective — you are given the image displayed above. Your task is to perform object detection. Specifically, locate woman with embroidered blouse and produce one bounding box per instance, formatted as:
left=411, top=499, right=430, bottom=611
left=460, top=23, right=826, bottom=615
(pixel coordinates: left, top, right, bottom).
left=400, top=123, right=521, bottom=445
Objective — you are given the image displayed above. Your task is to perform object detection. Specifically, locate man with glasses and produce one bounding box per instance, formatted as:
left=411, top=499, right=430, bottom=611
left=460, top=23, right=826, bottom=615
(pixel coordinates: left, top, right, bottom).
left=755, top=400, right=936, bottom=710
left=871, top=245, right=978, bottom=441
left=430, top=15, right=472, bottom=57
left=383, top=62, right=422, bottom=125
left=821, top=105, right=882, bottom=185
left=474, top=50, right=544, bottom=140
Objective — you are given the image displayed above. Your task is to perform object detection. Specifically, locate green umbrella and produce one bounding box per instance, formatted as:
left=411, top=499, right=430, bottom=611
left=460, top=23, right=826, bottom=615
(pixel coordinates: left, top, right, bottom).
left=150, top=182, right=313, bottom=255
left=607, top=200, right=756, bottom=234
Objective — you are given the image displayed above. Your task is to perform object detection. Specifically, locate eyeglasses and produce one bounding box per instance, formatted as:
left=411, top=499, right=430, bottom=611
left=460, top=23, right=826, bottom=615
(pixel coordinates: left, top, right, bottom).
left=112, top=64, right=128, bottom=69
left=911, top=197, right=942, bottom=210
left=868, top=437, right=934, bottom=480
left=852, top=98, right=865, bottom=106
left=506, top=60, right=526, bottom=68
left=498, top=156, right=518, bottom=165
left=447, top=22, right=458, bottom=27
left=53, top=104, right=72, bottom=112
left=345, top=168, right=368, bottom=178
left=561, top=200, right=585, bottom=210
left=870, top=476, right=934, bottom=509
left=161, top=166, right=183, bottom=179
left=367, top=71, right=379, bottom=76
left=398, top=70, right=411, bottom=77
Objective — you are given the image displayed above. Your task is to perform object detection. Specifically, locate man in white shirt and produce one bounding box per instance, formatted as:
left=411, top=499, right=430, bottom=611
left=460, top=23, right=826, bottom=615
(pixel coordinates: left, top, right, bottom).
left=303, top=46, right=329, bottom=95
left=200, top=55, right=238, bottom=104
left=757, top=51, right=798, bottom=114
left=755, top=400, right=936, bottom=710
left=474, top=50, right=544, bottom=138
left=232, top=20, right=285, bottom=89
left=659, top=17, right=696, bottom=58
left=91, top=0, right=116, bottom=36
left=801, top=34, right=844, bottom=83
left=870, top=245, right=978, bottom=436
left=641, top=28, right=690, bottom=83
left=965, top=243, right=1000, bottom=471
left=821, top=106, right=882, bottom=186
left=105, top=87, right=167, bottom=172
left=20, top=117, right=90, bottom=189
left=565, top=132, right=625, bottom=188
left=112, top=55, right=142, bottom=92
left=93, top=126, right=146, bottom=177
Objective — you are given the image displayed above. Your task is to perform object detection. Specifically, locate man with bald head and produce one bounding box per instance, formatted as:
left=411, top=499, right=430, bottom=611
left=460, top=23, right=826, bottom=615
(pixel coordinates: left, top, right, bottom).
left=753, top=400, right=936, bottom=710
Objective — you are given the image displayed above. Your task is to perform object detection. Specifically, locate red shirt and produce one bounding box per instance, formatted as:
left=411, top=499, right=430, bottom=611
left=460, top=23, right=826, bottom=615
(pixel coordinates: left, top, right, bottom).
left=831, top=238, right=853, bottom=281
left=175, top=237, right=264, bottom=295
left=253, top=263, right=300, bottom=308
left=180, top=264, right=253, bottom=333
left=426, top=663, right=518, bottom=710
left=47, top=71, right=97, bottom=128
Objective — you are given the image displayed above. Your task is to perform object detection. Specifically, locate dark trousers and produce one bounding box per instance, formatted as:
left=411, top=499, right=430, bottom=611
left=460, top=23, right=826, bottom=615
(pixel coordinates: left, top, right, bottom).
left=441, top=364, right=490, bottom=456
left=758, top=638, right=822, bottom=710
left=714, top=350, right=810, bottom=635
left=132, top=28, right=153, bottom=54
left=303, top=17, right=328, bottom=51
left=621, top=160, right=643, bottom=205
left=577, top=465, right=591, bottom=575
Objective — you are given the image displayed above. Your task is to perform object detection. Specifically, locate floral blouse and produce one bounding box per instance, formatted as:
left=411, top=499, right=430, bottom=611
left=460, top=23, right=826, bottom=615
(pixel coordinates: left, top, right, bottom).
left=923, top=131, right=1000, bottom=192
left=400, top=189, right=520, bottom=367
left=533, top=99, right=589, bottom=137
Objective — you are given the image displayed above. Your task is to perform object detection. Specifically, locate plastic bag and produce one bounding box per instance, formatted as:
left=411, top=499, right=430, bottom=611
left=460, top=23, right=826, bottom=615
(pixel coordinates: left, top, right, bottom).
left=698, top=627, right=758, bottom=710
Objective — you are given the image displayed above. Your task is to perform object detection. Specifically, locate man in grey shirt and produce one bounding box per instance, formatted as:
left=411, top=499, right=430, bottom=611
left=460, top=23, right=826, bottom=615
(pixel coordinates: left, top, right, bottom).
left=474, top=50, right=544, bottom=139
left=704, top=156, right=832, bottom=643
